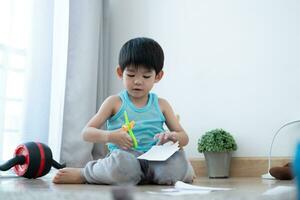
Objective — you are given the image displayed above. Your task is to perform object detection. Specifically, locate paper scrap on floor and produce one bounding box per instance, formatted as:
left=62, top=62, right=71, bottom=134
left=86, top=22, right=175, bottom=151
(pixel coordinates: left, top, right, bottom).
left=147, top=181, right=233, bottom=196
left=147, top=189, right=211, bottom=196
left=175, top=181, right=233, bottom=191
left=137, top=141, right=179, bottom=161
left=262, top=186, right=296, bottom=195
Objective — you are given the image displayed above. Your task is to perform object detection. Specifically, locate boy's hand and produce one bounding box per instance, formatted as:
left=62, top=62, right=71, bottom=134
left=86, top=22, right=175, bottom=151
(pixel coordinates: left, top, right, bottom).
left=108, top=129, right=133, bottom=150
left=154, top=132, right=178, bottom=145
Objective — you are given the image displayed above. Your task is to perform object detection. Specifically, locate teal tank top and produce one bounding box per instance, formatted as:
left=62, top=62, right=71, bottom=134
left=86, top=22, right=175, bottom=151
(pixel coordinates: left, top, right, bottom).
left=107, top=90, right=165, bottom=152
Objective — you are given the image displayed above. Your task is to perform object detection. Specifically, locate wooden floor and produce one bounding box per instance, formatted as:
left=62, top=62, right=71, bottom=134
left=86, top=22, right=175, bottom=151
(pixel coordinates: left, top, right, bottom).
left=0, top=170, right=296, bottom=200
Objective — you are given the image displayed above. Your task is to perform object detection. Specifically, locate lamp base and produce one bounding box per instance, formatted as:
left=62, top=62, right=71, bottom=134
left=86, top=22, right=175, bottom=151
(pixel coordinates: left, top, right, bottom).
left=261, top=172, right=275, bottom=179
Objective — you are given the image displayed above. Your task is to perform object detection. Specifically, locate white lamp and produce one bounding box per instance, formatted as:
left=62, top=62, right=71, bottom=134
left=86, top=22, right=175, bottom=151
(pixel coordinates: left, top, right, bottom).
left=262, top=119, right=300, bottom=179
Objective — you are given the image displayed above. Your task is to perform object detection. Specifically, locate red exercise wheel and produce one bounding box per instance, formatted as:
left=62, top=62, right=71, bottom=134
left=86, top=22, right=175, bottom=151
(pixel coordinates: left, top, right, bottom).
left=0, top=142, right=65, bottom=179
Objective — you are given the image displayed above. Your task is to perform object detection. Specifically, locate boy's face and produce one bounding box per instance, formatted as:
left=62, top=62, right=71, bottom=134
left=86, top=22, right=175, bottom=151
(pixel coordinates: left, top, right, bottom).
left=117, top=65, right=163, bottom=99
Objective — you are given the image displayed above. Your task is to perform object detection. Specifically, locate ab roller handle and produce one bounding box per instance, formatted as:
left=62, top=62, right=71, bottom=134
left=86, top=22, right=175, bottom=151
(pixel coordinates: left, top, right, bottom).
left=0, top=142, right=66, bottom=179
left=0, top=155, right=26, bottom=171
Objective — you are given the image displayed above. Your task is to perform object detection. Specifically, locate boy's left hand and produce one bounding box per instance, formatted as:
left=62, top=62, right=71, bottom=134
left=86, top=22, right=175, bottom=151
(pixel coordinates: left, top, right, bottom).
left=154, top=132, right=178, bottom=145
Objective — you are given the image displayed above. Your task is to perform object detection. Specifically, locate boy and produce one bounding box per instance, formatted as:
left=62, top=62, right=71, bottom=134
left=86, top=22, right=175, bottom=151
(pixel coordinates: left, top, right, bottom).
left=53, top=37, right=195, bottom=185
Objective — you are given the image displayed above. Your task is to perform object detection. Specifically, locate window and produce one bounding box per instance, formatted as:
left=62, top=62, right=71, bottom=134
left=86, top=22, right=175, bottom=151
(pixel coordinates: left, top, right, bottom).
left=0, top=0, right=32, bottom=161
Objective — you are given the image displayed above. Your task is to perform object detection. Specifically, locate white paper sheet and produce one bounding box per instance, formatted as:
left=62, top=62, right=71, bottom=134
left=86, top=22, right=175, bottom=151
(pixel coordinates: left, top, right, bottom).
left=147, top=181, right=233, bottom=196
left=137, top=141, right=179, bottom=161
left=147, top=189, right=211, bottom=196
left=262, top=186, right=296, bottom=195
left=175, top=181, right=233, bottom=191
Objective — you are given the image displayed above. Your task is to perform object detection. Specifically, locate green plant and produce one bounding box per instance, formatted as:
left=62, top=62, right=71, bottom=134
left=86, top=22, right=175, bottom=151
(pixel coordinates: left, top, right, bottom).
left=198, top=129, right=237, bottom=153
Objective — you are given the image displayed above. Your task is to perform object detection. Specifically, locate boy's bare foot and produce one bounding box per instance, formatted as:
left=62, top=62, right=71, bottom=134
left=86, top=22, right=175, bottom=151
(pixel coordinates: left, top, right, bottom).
left=52, top=168, right=85, bottom=184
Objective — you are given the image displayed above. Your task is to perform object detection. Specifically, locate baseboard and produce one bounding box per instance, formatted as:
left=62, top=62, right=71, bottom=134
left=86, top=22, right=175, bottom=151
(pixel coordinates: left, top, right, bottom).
left=190, top=157, right=292, bottom=177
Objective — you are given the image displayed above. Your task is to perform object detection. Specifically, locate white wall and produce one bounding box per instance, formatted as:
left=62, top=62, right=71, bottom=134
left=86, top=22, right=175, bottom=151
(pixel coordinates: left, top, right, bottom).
left=105, top=0, right=300, bottom=158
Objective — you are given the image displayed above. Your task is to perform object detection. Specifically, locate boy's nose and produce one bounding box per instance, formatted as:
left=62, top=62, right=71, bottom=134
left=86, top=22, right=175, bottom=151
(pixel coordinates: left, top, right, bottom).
left=134, top=79, right=142, bottom=85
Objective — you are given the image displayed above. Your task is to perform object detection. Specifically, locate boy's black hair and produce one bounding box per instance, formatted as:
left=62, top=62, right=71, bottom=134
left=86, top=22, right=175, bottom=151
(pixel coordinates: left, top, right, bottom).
left=118, top=37, right=164, bottom=74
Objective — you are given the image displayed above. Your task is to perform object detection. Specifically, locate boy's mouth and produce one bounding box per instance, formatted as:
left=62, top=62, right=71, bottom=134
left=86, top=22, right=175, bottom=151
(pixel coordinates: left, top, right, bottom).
left=132, top=88, right=142, bottom=91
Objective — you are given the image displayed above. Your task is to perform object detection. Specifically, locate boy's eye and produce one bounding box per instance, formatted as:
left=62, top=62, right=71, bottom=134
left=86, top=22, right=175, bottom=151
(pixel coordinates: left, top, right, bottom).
left=143, top=75, right=151, bottom=79
left=126, top=74, right=135, bottom=77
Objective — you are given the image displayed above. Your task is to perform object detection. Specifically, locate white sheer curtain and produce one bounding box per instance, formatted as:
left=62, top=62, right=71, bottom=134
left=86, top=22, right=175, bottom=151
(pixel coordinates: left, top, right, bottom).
left=0, top=0, right=53, bottom=162
left=0, top=0, right=108, bottom=166
left=22, top=1, right=54, bottom=144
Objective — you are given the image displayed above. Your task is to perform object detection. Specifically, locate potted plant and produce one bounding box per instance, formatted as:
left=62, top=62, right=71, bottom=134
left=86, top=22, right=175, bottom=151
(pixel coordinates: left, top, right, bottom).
left=198, top=129, right=237, bottom=178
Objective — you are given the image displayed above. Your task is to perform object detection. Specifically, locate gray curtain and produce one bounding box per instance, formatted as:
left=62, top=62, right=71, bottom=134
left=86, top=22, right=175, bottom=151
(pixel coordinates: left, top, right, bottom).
left=60, top=0, right=109, bottom=167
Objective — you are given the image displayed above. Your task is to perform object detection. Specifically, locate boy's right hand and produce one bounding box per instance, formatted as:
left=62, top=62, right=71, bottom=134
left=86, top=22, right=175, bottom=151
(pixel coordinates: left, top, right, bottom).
left=108, top=129, right=133, bottom=150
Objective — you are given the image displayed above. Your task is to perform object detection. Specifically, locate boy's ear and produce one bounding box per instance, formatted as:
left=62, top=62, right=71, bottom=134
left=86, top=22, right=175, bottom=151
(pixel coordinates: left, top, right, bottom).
left=116, top=66, right=123, bottom=78
left=155, top=70, right=164, bottom=83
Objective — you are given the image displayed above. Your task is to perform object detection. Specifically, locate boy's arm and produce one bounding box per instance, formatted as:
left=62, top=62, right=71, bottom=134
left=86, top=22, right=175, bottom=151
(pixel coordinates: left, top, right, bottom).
left=82, top=96, right=133, bottom=149
left=81, top=95, right=116, bottom=143
left=158, top=98, right=189, bottom=147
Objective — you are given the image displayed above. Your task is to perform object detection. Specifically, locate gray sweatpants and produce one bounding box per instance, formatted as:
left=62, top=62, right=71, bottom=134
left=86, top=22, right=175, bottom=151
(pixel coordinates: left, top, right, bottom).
left=82, top=149, right=195, bottom=185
